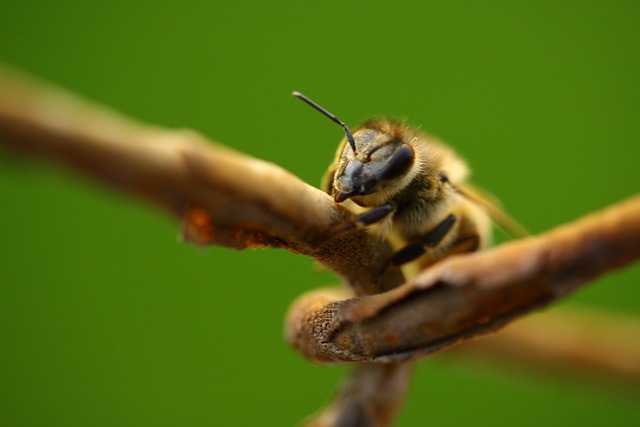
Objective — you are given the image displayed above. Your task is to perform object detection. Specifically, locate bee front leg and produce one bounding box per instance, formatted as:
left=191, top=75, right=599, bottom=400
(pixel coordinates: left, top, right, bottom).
left=390, top=214, right=457, bottom=266
left=332, top=203, right=394, bottom=236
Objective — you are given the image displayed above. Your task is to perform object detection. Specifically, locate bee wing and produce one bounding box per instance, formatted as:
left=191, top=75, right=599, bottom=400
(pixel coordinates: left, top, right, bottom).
left=455, top=182, right=529, bottom=239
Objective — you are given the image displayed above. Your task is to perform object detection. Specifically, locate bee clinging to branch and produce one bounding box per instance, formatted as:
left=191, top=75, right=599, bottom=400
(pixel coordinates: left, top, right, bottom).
left=293, top=92, right=527, bottom=279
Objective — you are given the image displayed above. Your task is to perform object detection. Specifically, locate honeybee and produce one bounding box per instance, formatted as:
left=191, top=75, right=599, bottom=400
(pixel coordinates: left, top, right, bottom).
left=293, top=92, right=527, bottom=279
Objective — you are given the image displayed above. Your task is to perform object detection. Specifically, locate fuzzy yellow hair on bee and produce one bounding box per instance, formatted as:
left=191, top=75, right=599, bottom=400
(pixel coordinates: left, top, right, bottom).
left=293, top=92, right=526, bottom=279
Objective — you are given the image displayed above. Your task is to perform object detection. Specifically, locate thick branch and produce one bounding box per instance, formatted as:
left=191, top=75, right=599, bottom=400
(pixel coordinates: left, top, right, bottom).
left=0, top=64, right=408, bottom=427
left=2, top=64, right=639, bottom=427
left=0, top=64, right=402, bottom=293
left=286, top=195, right=640, bottom=363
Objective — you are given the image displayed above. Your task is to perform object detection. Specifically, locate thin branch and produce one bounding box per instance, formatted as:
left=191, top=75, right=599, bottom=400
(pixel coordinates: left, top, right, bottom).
left=0, top=63, right=407, bottom=427
left=303, top=363, right=414, bottom=427
left=2, top=64, right=639, bottom=427
left=450, top=305, right=640, bottom=384
left=286, top=195, right=640, bottom=363
left=0, top=63, right=403, bottom=294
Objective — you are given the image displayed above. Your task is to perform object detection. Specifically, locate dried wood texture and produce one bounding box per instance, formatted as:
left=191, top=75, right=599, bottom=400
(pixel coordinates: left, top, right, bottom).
left=1, top=64, right=639, bottom=427
left=0, top=63, right=408, bottom=426
left=0, top=64, right=403, bottom=293
left=286, top=195, right=640, bottom=363
left=303, top=363, right=414, bottom=427
left=452, top=305, right=640, bottom=384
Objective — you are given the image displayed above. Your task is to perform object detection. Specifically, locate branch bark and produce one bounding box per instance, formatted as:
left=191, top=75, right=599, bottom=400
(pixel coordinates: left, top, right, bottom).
left=285, top=195, right=640, bottom=363
left=1, top=64, right=639, bottom=427
left=450, top=305, right=640, bottom=384
left=0, top=63, right=403, bottom=294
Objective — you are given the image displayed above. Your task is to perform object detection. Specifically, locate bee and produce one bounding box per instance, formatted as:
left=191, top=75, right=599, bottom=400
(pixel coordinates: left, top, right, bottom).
left=293, top=92, right=527, bottom=279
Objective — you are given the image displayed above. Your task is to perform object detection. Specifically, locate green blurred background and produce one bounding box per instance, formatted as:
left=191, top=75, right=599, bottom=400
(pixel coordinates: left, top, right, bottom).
left=1, top=1, right=639, bottom=426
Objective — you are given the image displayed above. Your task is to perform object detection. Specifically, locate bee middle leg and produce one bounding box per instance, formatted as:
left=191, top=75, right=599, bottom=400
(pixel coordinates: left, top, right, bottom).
left=389, top=214, right=457, bottom=267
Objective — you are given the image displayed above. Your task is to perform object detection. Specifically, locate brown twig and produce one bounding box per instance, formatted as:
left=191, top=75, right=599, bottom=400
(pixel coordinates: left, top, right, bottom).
left=0, top=63, right=407, bottom=427
left=303, top=363, right=414, bottom=427
left=287, top=196, right=640, bottom=425
left=451, top=305, right=640, bottom=384
left=2, top=64, right=639, bottom=427
left=0, top=63, right=403, bottom=294
left=286, top=195, right=640, bottom=363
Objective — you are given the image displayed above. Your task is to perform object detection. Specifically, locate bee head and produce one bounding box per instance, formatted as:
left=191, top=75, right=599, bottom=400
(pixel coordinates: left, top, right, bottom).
left=333, top=125, right=415, bottom=204
left=292, top=92, right=417, bottom=205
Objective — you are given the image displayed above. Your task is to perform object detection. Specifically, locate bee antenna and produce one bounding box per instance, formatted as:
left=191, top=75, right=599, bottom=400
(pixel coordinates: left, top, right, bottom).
left=292, top=91, right=357, bottom=154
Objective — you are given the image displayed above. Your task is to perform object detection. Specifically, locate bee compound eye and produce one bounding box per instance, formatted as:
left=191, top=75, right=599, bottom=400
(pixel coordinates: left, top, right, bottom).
left=379, top=144, right=414, bottom=181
